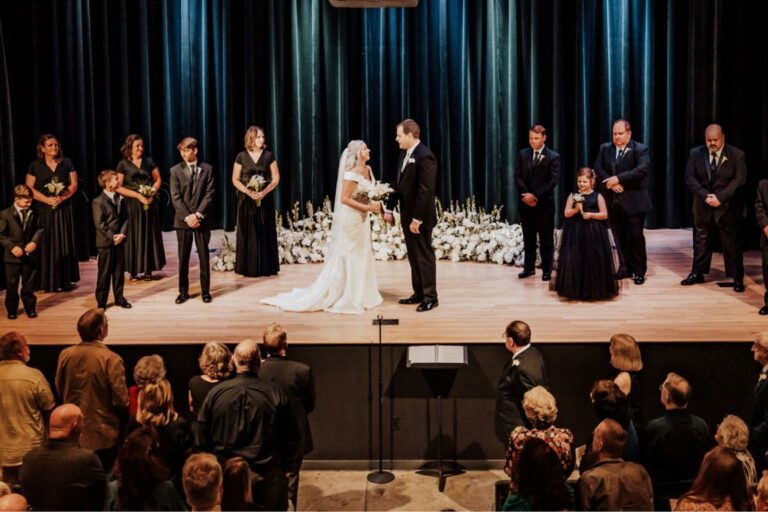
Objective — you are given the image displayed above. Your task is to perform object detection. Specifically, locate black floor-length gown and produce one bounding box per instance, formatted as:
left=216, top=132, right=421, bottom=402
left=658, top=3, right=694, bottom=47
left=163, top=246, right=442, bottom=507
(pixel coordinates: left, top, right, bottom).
left=116, top=157, right=166, bottom=275
left=234, top=150, right=280, bottom=277
left=27, top=158, right=80, bottom=291
left=554, top=191, right=621, bottom=301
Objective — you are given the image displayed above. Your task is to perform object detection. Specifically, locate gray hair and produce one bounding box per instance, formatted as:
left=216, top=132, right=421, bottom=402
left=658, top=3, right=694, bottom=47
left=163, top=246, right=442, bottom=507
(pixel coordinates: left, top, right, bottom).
left=522, top=386, right=558, bottom=426
left=717, top=415, right=750, bottom=451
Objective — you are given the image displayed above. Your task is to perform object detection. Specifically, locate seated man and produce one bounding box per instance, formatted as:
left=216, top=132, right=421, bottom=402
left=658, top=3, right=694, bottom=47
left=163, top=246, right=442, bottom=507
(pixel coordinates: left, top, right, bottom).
left=578, top=419, right=654, bottom=511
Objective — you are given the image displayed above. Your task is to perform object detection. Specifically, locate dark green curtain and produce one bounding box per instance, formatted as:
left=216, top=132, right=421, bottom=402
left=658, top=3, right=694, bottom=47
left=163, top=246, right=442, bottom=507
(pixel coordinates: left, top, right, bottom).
left=1, top=0, right=768, bottom=246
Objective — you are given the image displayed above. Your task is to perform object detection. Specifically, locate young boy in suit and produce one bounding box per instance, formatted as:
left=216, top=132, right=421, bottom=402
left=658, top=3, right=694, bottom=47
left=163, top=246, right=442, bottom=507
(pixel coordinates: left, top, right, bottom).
left=0, top=184, right=43, bottom=319
left=92, top=170, right=131, bottom=309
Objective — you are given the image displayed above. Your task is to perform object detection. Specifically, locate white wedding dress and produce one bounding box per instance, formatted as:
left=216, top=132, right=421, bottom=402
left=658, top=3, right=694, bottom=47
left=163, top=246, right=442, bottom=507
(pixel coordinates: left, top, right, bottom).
left=261, top=152, right=383, bottom=314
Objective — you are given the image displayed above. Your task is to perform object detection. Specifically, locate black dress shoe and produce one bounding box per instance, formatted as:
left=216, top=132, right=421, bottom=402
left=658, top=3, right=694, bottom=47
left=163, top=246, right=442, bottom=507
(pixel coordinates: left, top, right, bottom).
left=117, top=299, right=132, bottom=309
left=398, top=295, right=423, bottom=305
left=7, top=312, right=17, bottom=320
left=633, top=275, right=645, bottom=285
left=202, top=293, right=212, bottom=303
left=60, top=284, right=76, bottom=292
left=129, top=275, right=139, bottom=282
left=416, top=300, right=439, bottom=312
left=541, top=272, right=551, bottom=282
left=760, top=305, right=768, bottom=315
left=143, top=273, right=153, bottom=282
left=680, top=273, right=705, bottom=286
left=518, top=269, right=535, bottom=279
left=26, top=310, right=38, bottom=318
left=733, top=281, right=745, bottom=293
left=175, top=293, right=189, bottom=304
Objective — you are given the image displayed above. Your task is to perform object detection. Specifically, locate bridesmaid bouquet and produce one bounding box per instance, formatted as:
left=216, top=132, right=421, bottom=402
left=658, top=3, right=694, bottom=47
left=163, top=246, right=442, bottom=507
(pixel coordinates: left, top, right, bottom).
left=137, top=184, right=156, bottom=211
left=44, top=178, right=66, bottom=209
left=246, top=175, right=267, bottom=207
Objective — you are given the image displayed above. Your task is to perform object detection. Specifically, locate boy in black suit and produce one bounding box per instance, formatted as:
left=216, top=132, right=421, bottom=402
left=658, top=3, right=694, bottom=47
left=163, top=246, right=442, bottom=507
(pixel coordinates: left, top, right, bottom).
left=0, top=184, right=43, bottom=319
left=92, top=170, right=131, bottom=309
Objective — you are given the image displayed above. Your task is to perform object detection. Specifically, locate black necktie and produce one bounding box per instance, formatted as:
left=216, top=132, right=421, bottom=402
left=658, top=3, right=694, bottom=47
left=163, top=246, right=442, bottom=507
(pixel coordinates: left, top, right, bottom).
left=533, top=151, right=540, bottom=165
left=616, top=148, right=625, bottom=162
left=190, top=165, right=197, bottom=185
left=113, top=195, right=120, bottom=209
left=710, top=152, right=719, bottom=171
left=20, top=209, right=29, bottom=230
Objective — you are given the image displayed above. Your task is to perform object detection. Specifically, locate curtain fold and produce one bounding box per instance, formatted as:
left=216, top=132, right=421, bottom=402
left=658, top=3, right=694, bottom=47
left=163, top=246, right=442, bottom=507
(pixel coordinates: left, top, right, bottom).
left=1, top=0, right=767, bottom=240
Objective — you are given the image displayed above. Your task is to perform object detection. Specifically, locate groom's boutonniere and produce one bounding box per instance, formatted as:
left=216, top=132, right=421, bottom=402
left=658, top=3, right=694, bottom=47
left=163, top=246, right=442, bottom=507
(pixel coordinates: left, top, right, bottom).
left=512, top=359, right=520, bottom=367
left=408, top=157, right=416, bottom=164
left=760, top=372, right=766, bottom=382
left=721, top=155, right=728, bottom=165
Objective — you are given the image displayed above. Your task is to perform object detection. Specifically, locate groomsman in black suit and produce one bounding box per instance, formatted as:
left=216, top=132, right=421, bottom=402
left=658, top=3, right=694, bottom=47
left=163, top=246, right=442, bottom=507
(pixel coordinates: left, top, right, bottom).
left=681, top=124, right=746, bottom=292
left=170, top=137, right=215, bottom=304
left=92, top=171, right=131, bottom=309
left=495, top=320, right=548, bottom=444
left=750, top=332, right=768, bottom=471
left=385, top=119, right=439, bottom=312
left=594, top=119, right=652, bottom=284
left=0, top=185, right=43, bottom=319
left=515, top=125, right=560, bottom=281
left=755, top=179, right=768, bottom=313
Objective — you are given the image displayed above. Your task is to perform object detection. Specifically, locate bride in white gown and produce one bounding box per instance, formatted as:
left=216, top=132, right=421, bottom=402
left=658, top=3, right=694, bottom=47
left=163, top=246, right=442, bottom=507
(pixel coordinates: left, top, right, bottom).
left=261, top=140, right=383, bottom=314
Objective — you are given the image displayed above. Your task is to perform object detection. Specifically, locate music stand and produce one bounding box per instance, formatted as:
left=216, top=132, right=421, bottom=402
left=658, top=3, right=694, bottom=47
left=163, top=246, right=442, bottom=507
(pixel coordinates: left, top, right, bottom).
left=407, top=345, right=468, bottom=492
left=368, top=316, right=398, bottom=484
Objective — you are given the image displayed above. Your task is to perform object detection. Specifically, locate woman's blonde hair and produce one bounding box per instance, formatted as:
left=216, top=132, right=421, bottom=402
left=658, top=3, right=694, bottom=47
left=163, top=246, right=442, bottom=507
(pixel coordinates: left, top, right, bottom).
left=198, top=342, right=233, bottom=381
left=716, top=415, right=750, bottom=451
left=133, top=354, right=166, bottom=387
left=244, top=126, right=266, bottom=151
left=609, top=334, right=643, bottom=372
left=137, top=378, right=177, bottom=427
left=522, top=386, right=558, bottom=427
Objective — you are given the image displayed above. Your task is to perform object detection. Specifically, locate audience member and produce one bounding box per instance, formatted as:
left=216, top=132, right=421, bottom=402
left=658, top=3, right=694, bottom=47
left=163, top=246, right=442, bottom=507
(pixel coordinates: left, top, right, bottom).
left=197, top=340, right=293, bottom=511
left=580, top=380, right=639, bottom=471
left=609, top=333, right=643, bottom=421
left=188, top=342, right=233, bottom=415
left=133, top=378, right=194, bottom=487
left=502, top=437, right=574, bottom=511
left=756, top=470, right=768, bottom=511
left=674, top=446, right=752, bottom=511
left=716, top=415, right=757, bottom=486
left=578, top=418, right=653, bottom=511
left=0, top=331, right=55, bottom=486
left=55, top=308, right=129, bottom=472
left=503, top=386, right=574, bottom=490
left=751, top=332, right=768, bottom=471
left=183, top=453, right=223, bottom=512
left=128, top=354, right=167, bottom=417
left=643, top=372, right=711, bottom=509
left=221, top=457, right=253, bottom=511
left=495, top=320, right=548, bottom=444
left=0, top=482, right=9, bottom=498
left=0, top=493, right=27, bottom=512
left=20, top=404, right=107, bottom=511
left=258, top=323, right=315, bottom=510
left=105, top=426, right=186, bottom=511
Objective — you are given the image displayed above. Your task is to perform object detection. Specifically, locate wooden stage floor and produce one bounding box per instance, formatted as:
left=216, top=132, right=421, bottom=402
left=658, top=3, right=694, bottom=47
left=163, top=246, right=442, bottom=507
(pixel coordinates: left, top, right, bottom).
left=13, top=229, right=768, bottom=345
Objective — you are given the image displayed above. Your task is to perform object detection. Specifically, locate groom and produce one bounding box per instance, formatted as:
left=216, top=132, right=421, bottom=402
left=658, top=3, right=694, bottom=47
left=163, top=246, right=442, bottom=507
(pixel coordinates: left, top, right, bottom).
left=385, top=119, right=439, bottom=312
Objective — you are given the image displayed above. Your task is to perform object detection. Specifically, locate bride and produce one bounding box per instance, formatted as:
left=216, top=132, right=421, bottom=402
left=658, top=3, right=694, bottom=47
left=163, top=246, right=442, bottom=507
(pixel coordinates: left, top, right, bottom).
left=261, top=140, right=383, bottom=314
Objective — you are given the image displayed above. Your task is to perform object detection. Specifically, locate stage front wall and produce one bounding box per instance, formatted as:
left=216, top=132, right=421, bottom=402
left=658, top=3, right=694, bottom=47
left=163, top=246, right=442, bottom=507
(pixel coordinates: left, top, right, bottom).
left=29, top=341, right=755, bottom=463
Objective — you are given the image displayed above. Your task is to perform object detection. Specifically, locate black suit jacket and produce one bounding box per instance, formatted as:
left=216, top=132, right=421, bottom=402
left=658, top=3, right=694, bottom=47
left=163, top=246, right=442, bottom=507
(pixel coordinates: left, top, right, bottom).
left=593, top=139, right=652, bottom=215
left=756, top=179, right=768, bottom=247
left=258, top=355, right=316, bottom=457
left=390, top=142, right=438, bottom=230
left=92, top=192, right=129, bottom=249
left=495, top=345, right=548, bottom=443
left=685, top=144, right=746, bottom=223
left=170, top=161, right=216, bottom=230
left=514, top=146, right=561, bottom=207
left=0, top=205, right=44, bottom=264
left=750, top=373, right=768, bottom=469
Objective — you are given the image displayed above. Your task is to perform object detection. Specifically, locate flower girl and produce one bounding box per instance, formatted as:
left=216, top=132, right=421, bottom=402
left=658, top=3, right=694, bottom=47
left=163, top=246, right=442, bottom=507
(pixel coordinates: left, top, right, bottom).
left=553, top=167, right=621, bottom=300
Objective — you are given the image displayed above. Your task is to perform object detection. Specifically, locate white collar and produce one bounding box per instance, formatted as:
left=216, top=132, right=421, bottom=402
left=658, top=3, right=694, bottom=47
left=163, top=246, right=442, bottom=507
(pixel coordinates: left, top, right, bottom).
left=533, top=145, right=545, bottom=154
left=513, top=344, right=531, bottom=359
left=762, top=363, right=768, bottom=373
left=615, top=143, right=629, bottom=152
left=14, top=204, right=29, bottom=216
left=406, top=140, right=420, bottom=157
left=104, top=190, right=116, bottom=200
left=187, top=161, right=199, bottom=168
left=710, top=147, right=724, bottom=159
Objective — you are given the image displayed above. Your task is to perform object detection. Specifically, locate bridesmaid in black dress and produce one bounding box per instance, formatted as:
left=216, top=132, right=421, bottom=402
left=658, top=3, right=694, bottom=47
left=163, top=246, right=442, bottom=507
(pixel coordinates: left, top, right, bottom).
left=231, top=125, right=281, bottom=277
left=115, top=134, right=166, bottom=281
left=554, top=167, right=621, bottom=301
left=25, top=134, right=80, bottom=292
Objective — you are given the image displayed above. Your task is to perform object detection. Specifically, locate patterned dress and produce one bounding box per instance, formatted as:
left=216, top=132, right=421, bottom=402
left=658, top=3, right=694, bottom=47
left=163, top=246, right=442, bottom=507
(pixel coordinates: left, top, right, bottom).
left=503, top=425, right=575, bottom=490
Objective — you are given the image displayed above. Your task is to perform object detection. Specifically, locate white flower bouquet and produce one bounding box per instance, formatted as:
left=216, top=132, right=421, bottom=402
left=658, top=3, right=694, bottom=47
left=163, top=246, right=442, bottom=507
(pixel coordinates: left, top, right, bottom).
left=137, top=184, right=156, bottom=211
left=246, top=175, right=267, bottom=206
left=44, top=178, right=66, bottom=209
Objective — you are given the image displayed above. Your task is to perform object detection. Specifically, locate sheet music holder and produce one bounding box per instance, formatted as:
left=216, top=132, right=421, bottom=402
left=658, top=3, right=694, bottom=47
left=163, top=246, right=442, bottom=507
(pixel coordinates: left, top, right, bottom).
left=407, top=345, right=468, bottom=368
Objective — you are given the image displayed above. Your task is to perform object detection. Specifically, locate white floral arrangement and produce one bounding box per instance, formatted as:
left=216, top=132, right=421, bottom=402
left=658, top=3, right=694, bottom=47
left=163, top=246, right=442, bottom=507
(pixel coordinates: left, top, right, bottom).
left=246, top=175, right=267, bottom=206
left=137, top=184, right=156, bottom=211
left=211, top=233, right=236, bottom=271
left=44, top=178, right=66, bottom=209
left=213, top=196, right=528, bottom=270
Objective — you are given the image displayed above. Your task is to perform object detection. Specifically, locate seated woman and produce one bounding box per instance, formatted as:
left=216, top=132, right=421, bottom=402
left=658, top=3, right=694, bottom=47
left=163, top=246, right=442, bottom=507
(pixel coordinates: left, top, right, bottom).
left=503, top=386, right=574, bottom=491
left=554, top=167, right=621, bottom=301
left=716, top=415, right=757, bottom=486
left=128, top=354, right=166, bottom=418
left=674, top=446, right=751, bottom=511
left=106, top=427, right=186, bottom=511
left=502, top=438, right=574, bottom=511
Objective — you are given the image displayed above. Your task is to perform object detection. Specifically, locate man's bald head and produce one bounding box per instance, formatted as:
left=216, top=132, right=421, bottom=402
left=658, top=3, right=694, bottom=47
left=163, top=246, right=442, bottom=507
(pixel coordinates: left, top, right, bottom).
left=0, top=493, right=28, bottom=511
left=49, top=403, right=83, bottom=440
left=705, top=124, right=725, bottom=152
left=234, top=340, right=261, bottom=373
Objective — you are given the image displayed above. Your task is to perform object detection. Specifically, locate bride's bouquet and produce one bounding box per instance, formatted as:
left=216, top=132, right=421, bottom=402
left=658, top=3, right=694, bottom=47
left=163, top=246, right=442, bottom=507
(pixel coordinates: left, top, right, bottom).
left=365, top=181, right=394, bottom=203
left=246, top=175, right=267, bottom=206
left=137, top=184, right=156, bottom=211
left=44, top=178, right=66, bottom=209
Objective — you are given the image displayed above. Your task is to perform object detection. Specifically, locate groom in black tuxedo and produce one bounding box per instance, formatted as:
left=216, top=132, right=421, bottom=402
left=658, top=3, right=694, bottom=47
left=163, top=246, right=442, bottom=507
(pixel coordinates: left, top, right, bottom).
left=594, top=119, right=652, bottom=284
left=515, top=125, right=560, bottom=281
left=170, top=137, right=215, bottom=304
left=385, top=119, right=439, bottom=312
